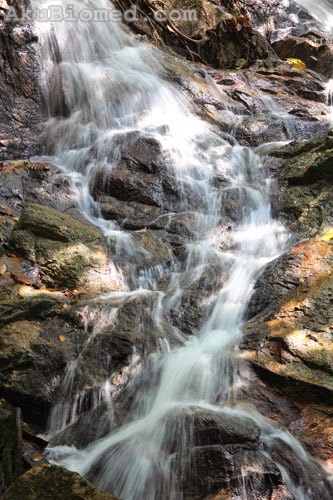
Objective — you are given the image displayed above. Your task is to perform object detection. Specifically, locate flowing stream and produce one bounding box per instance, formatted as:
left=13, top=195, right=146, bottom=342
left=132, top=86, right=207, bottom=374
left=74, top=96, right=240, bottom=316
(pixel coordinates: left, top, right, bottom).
left=31, top=1, right=333, bottom=498
left=296, top=0, right=333, bottom=31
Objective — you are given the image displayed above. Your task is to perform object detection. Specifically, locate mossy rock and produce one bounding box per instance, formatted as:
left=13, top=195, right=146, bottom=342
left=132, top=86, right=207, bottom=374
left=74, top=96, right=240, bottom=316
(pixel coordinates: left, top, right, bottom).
left=275, top=130, right=333, bottom=237
left=11, top=204, right=102, bottom=245
left=0, top=291, right=65, bottom=329
left=1, top=464, right=118, bottom=499
left=10, top=204, right=111, bottom=289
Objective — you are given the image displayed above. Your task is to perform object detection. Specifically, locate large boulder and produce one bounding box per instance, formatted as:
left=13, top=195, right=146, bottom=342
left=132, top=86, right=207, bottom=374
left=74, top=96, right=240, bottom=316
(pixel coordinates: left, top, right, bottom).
left=9, top=203, right=120, bottom=293
left=87, top=406, right=283, bottom=498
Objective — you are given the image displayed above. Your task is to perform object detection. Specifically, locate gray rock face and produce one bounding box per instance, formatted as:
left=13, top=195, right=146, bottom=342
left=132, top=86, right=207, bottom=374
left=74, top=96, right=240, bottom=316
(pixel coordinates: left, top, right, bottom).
left=0, top=1, right=44, bottom=160
left=87, top=406, right=283, bottom=498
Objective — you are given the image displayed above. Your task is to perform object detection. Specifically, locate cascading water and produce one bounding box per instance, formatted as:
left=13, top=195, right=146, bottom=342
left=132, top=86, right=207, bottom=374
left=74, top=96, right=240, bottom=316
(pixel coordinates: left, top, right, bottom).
left=296, top=0, right=333, bottom=31
left=30, top=1, right=333, bottom=498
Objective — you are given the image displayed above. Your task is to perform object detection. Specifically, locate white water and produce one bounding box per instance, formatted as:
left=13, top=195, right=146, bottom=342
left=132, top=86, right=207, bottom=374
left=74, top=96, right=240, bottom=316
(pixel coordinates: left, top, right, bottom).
left=296, top=0, right=333, bottom=31
left=31, top=0, right=332, bottom=498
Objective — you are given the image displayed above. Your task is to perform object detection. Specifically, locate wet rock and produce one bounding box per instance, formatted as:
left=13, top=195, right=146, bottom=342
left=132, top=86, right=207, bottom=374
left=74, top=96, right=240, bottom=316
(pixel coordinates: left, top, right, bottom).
left=174, top=406, right=261, bottom=446
left=272, top=36, right=333, bottom=78
left=167, top=407, right=281, bottom=498
left=167, top=262, right=227, bottom=336
left=109, top=228, right=173, bottom=268
left=246, top=0, right=324, bottom=42
left=99, top=197, right=166, bottom=230
left=182, top=446, right=280, bottom=498
left=1, top=464, right=118, bottom=500
left=49, top=402, right=115, bottom=450
left=268, top=437, right=333, bottom=499
left=119, top=135, right=167, bottom=174
left=91, top=162, right=203, bottom=213
left=89, top=133, right=198, bottom=211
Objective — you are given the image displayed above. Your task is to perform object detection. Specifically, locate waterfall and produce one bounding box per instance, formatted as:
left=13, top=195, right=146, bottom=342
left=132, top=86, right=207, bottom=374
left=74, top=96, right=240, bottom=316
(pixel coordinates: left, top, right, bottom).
left=30, top=1, right=333, bottom=498
left=296, top=0, right=333, bottom=31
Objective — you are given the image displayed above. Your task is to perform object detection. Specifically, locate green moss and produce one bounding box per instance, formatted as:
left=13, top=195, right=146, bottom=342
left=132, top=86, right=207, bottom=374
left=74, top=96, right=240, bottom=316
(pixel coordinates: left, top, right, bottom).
left=10, top=204, right=107, bottom=289
left=13, top=204, right=102, bottom=245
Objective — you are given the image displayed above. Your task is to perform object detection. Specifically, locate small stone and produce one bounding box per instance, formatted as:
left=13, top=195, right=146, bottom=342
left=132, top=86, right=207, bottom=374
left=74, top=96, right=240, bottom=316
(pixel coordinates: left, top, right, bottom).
left=32, top=452, right=44, bottom=462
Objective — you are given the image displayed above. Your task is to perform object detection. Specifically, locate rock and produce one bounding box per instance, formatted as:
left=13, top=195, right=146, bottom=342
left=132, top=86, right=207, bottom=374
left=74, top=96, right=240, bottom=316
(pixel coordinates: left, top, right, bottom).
left=1, top=464, right=118, bottom=500
left=10, top=203, right=120, bottom=293
left=249, top=272, right=333, bottom=397
left=0, top=1, right=43, bottom=160
left=182, top=446, right=280, bottom=498
left=169, top=407, right=282, bottom=498
left=275, top=130, right=333, bottom=238
left=272, top=36, right=333, bottom=78
left=0, top=290, right=66, bottom=329
left=246, top=236, right=333, bottom=320
left=242, top=232, right=333, bottom=465
left=91, top=161, right=203, bottom=213
left=11, top=203, right=102, bottom=247
left=0, top=316, right=67, bottom=425
left=246, top=0, right=324, bottom=42
left=0, top=405, right=22, bottom=495
left=110, top=228, right=173, bottom=268
left=99, top=197, right=166, bottom=230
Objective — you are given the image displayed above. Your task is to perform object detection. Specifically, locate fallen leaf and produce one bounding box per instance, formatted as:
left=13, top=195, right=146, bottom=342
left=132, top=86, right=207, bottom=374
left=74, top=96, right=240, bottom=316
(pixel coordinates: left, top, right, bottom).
left=286, top=58, right=306, bottom=71
left=321, top=229, right=333, bottom=242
